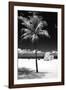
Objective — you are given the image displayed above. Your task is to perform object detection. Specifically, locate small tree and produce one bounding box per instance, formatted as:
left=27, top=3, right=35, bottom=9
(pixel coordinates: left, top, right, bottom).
left=19, top=12, right=50, bottom=72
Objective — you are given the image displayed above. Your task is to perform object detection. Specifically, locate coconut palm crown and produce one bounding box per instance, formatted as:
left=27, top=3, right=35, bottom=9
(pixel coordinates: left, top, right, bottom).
left=19, top=13, right=50, bottom=42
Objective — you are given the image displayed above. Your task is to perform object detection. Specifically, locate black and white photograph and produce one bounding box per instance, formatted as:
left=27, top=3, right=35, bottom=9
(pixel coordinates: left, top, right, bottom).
left=9, top=2, right=64, bottom=88
left=18, top=10, right=58, bottom=79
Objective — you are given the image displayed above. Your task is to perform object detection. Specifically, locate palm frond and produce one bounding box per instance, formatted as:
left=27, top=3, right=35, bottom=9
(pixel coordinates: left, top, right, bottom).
left=22, top=34, right=32, bottom=40
left=38, top=30, right=50, bottom=38
left=21, top=28, right=31, bottom=33
left=35, top=21, right=48, bottom=33
left=31, top=34, right=38, bottom=43
left=30, top=15, right=40, bottom=30
left=18, top=16, right=23, bottom=21
left=21, top=31, right=31, bottom=38
left=19, top=16, right=33, bottom=30
left=35, top=21, right=43, bottom=33
left=43, top=21, right=48, bottom=26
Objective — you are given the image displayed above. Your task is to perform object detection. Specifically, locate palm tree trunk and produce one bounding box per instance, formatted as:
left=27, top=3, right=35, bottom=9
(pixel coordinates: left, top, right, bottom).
left=34, top=41, right=38, bottom=73
left=35, top=49, right=38, bottom=73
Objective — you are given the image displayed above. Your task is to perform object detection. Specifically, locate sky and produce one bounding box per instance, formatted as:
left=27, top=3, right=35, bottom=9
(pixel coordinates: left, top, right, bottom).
left=18, top=10, right=57, bottom=52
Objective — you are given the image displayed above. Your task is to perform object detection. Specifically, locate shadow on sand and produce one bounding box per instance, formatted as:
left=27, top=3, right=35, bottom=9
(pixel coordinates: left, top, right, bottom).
left=18, top=68, right=48, bottom=79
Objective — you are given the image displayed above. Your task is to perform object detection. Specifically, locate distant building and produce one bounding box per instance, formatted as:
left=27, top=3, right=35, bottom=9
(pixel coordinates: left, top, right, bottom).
left=44, top=51, right=58, bottom=61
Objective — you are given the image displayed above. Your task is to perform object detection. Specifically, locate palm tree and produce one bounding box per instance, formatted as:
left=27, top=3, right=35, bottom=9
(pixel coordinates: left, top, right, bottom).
left=18, top=12, right=50, bottom=72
